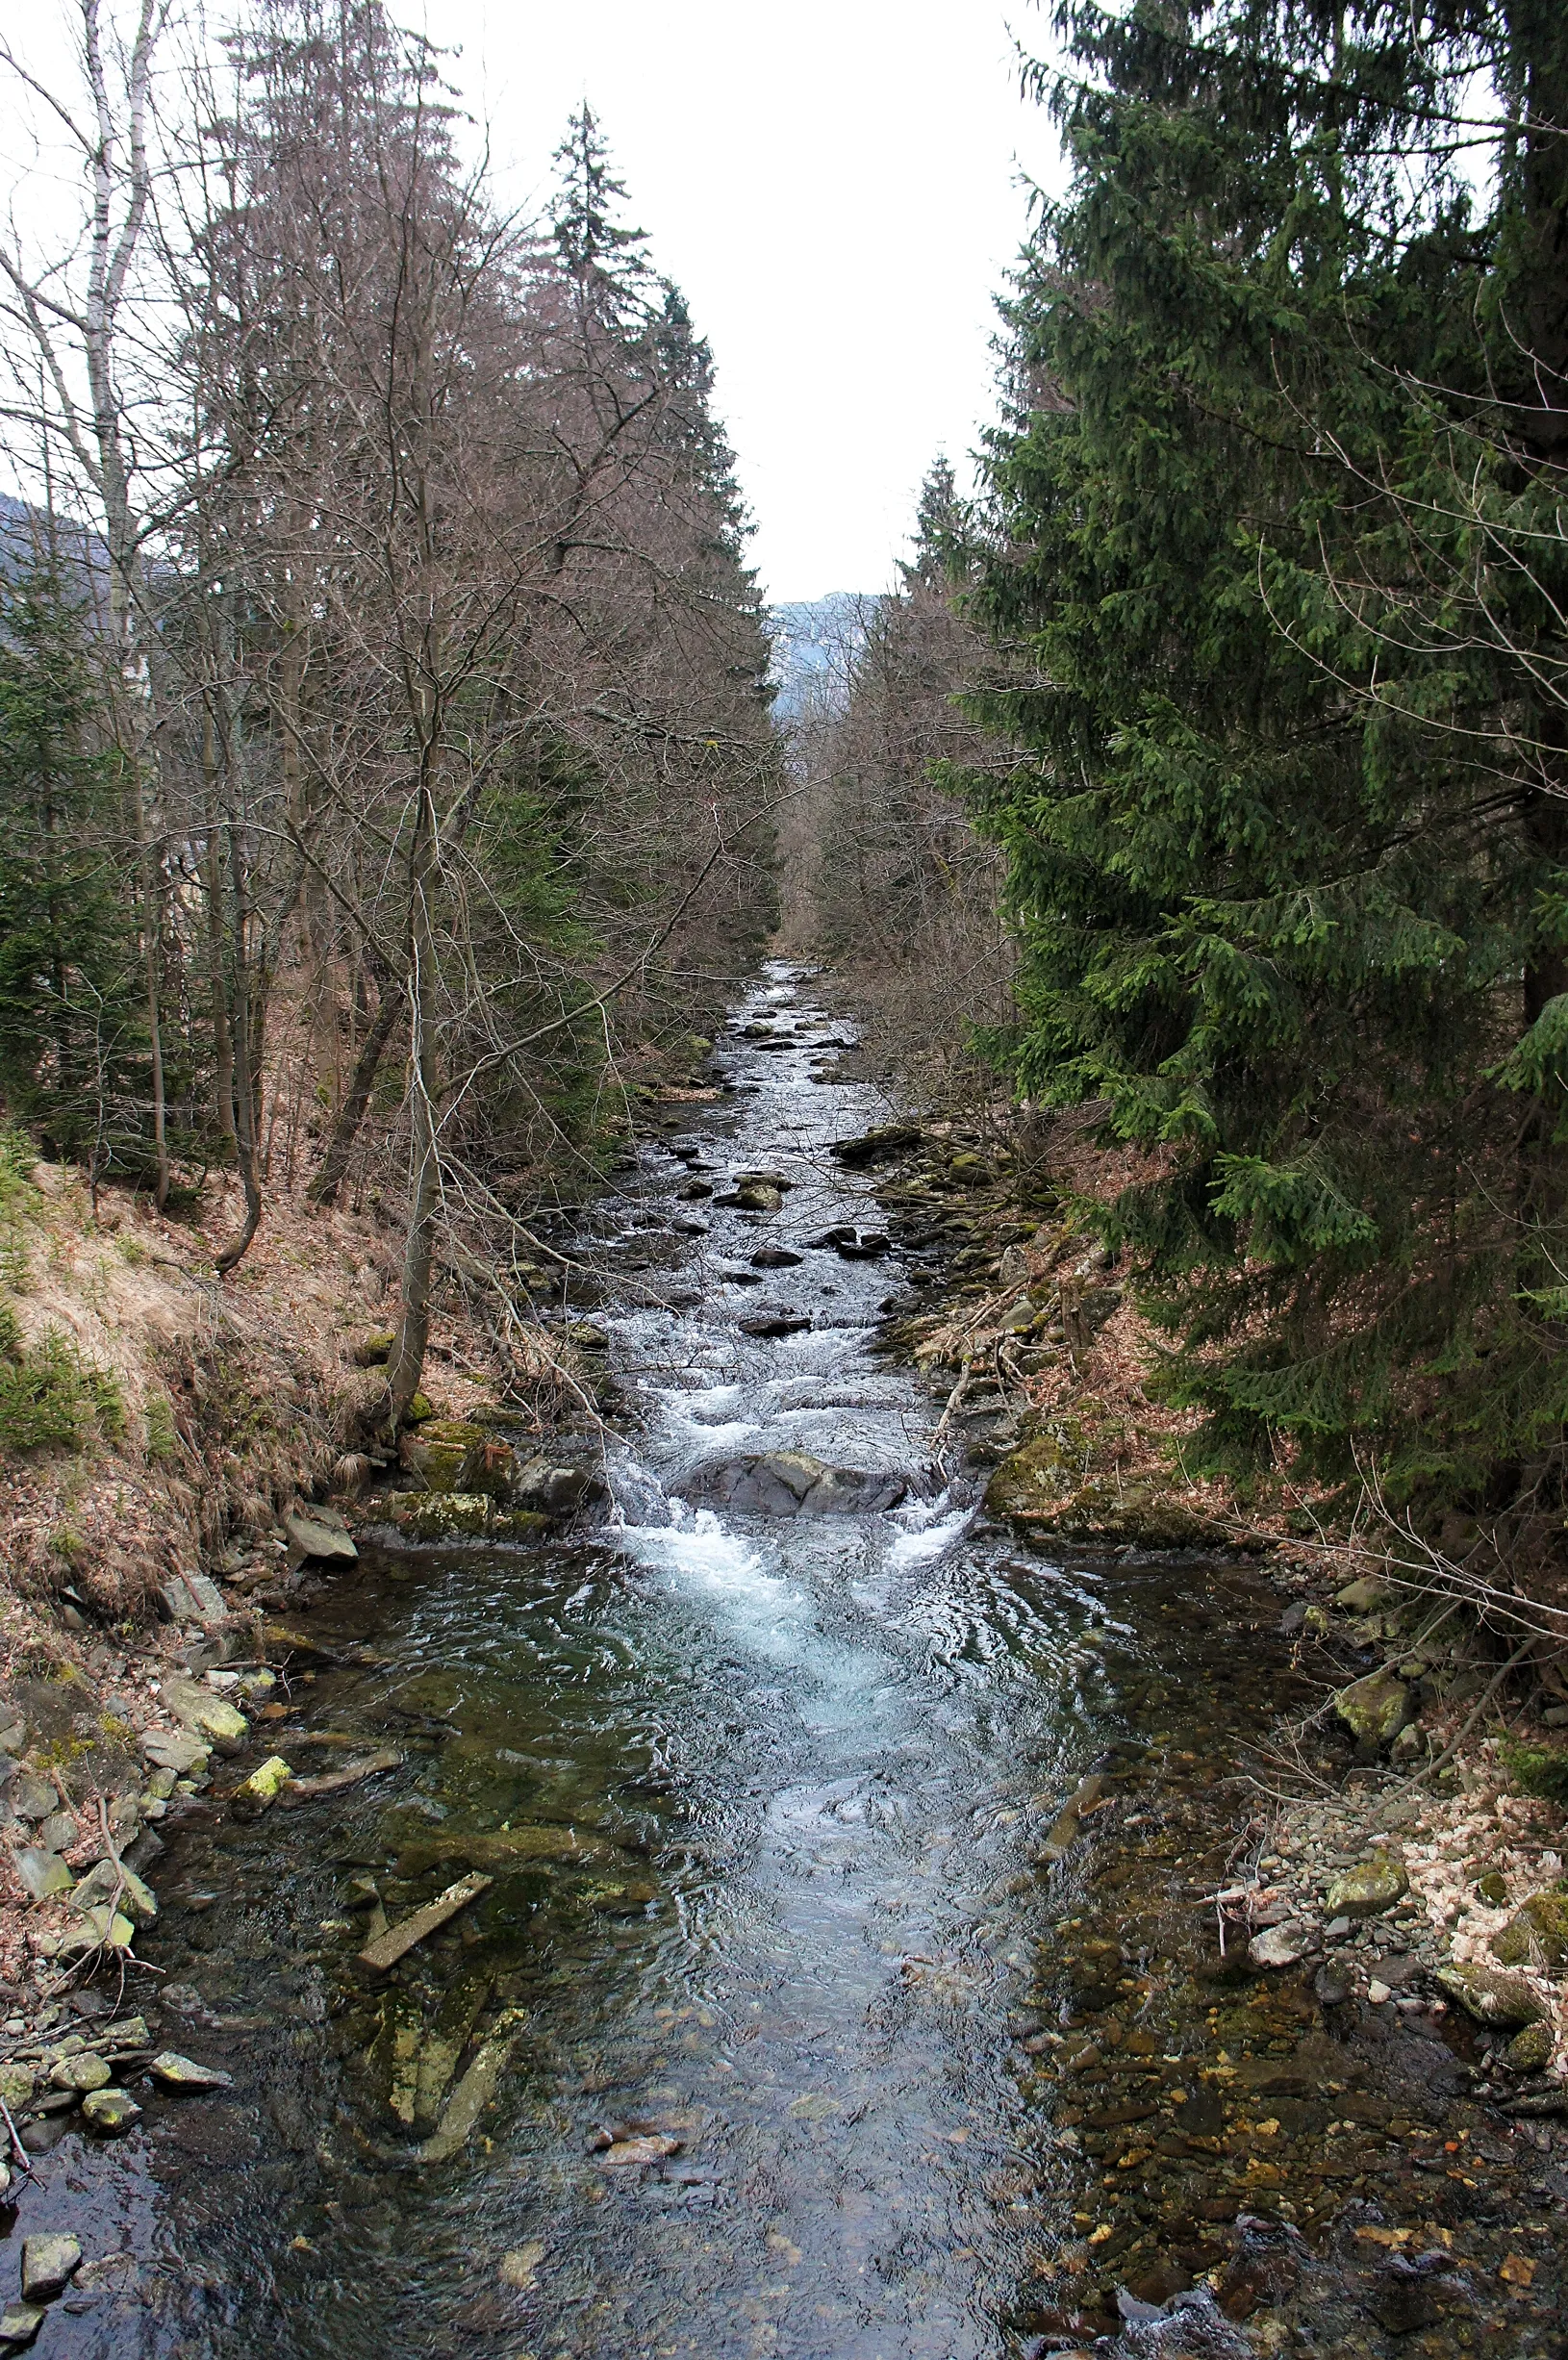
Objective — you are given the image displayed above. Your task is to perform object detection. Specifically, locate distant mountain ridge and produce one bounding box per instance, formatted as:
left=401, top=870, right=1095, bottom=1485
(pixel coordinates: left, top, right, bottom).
left=768, top=591, right=878, bottom=723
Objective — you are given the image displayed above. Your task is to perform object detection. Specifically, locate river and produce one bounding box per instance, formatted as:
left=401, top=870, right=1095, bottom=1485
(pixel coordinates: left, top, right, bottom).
left=13, top=963, right=1314, bottom=2357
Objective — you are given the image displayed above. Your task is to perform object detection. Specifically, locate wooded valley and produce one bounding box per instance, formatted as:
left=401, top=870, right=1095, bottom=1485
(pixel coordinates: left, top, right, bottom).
left=2, top=0, right=1567, bottom=1577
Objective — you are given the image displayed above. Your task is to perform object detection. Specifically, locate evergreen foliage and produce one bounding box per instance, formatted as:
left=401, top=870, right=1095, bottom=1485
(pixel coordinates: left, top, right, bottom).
left=964, top=0, right=1568, bottom=1508
left=0, top=571, right=148, bottom=1178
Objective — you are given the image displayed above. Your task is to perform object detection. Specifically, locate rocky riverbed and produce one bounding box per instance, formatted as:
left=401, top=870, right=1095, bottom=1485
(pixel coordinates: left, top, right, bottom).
left=0, top=964, right=1559, bottom=2355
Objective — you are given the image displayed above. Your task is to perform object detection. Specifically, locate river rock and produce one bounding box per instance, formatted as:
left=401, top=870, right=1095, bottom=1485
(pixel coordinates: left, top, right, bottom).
left=140, top=1730, right=209, bottom=1777
left=60, top=1905, right=135, bottom=1957
left=683, top=1451, right=907, bottom=1516
left=512, top=1459, right=598, bottom=1516
left=160, top=1677, right=248, bottom=1754
left=147, top=2051, right=234, bottom=2091
left=828, top=1124, right=922, bottom=1167
left=69, top=1857, right=158, bottom=1925
left=399, top=1421, right=508, bottom=1498
left=1324, top=1854, right=1408, bottom=1918
left=0, top=2302, right=44, bottom=2346
left=0, top=2067, right=35, bottom=2113
left=51, top=2051, right=111, bottom=2093
left=1492, top=1890, right=1568, bottom=1974
left=1335, top=1575, right=1393, bottom=1614
left=737, top=1308, right=812, bottom=1337
left=9, top=1778, right=56, bottom=1823
left=81, top=2087, right=140, bottom=2135
left=725, top=1182, right=784, bottom=1212
left=1249, top=1920, right=1315, bottom=1968
left=749, top=1247, right=802, bottom=1269
left=835, top=1232, right=891, bottom=1259
left=1333, top=1671, right=1411, bottom=1752
left=393, top=1826, right=620, bottom=1877
left=21, top=2235, right=81, bottom=2301
left=1506, top=2020, right=1555, bottom=2071
left=229, top=1756, right=293, bottom=1822
left=283, top=1508, right=358, bottom=1563
left=1435, top=1962, right=1544, bottom=2026
left=13, top=1849, right=72, bottom=1903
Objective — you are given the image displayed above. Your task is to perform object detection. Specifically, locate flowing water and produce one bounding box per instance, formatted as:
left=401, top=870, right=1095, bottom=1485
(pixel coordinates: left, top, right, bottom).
left=17, top=965, right=1241, bottom=2357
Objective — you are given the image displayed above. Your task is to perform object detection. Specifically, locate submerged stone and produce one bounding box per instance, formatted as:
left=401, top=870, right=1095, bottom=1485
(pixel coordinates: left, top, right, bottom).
left=20, top=2235, right=81, bottom=2301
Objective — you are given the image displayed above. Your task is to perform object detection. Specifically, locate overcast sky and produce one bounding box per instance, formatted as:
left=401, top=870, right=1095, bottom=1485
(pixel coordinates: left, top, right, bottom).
left=3, top=2, right=1066, bottom=605
left=417, top=0, right=1065, bottom=602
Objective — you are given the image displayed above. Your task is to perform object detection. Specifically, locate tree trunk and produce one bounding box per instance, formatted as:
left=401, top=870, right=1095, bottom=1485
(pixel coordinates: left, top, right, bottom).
left=307, top=973, right=402, bottom=1206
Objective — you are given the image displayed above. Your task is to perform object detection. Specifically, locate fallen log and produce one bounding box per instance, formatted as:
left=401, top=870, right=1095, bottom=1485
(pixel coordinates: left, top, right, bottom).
left=281, top=1748, right=402, bottom=1801
left=357, top=1871, right=493, bottom=1973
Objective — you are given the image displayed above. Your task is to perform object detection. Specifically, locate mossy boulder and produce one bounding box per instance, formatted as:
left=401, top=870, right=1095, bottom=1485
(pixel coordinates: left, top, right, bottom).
left=1335, top=1576, right=1393, bottom=1614
left=1333, top=1672, right=1411, bottom=1754
left=984, top=1435, right=1215, bottom=1547
left=401, top=1420, right=517, bottom=1500
left=1492, top=1890, right=1568, bottom=1974
left=1325, top=1854, right=1409, bottom=1918
left=352, top=1331, right=395, bottom=1368
left=1435, top=1962, right=1544, bottom=2026
left=385, top=1494, right=549, bottom=1544
left=1506, top=2020, right=1555, bottom=2071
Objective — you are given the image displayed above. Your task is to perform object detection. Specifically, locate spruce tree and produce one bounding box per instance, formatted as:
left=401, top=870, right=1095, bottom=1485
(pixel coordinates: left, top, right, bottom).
left=964, top=0, right=1568, bottom=1517
left=0, top=568, right=147, bottom=1179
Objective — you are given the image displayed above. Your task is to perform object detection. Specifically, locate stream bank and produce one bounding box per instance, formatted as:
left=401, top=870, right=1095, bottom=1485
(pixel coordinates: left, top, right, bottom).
left=0, top=964, right=1558, bottom=2356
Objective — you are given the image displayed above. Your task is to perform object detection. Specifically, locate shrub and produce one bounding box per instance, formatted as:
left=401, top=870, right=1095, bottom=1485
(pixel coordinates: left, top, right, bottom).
left=0, top=1329, right=123, bottom=1454
left=1501, top=1742, right=1568, bottom=1807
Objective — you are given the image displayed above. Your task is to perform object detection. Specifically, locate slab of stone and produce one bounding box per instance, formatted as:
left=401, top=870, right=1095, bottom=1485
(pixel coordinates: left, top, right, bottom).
left=1249, top=1921, right=1316, bottom=1968
left=9, top=1779, right=56, bottom=1823
left=140, top=1730, right=209, bottom=1777
left=50, top=2052, right=111, bottom=2093
left=1333, top=1672, right=1411, bottom=1752
left=683, top=1451, right=906, bottom=1516
left=147, top=2052, right=233, bottom=2092
left=358, top=1870, right=493, bottom=1974
left=21, top=2234, right=81, bottom=2301
left=81, top=2087, right=140, bottom=2135
left=13, top=1849, right=73, bottom=1903
left=69, top=1858, right=157, bottom=1926
left=1492, top=1890, right=1568, bottom=1974
left=0, top=2067, right=34, bottom=2113
left=60, top=1905, right=135, bottom=1956
left=37, top=1813, right=77, bottom=1856
left=159, top=1677, right=248, bottom=1754
left=283, top=1510, right=358, bottom=1564
left=0, top=2303, right=44, bottom=2346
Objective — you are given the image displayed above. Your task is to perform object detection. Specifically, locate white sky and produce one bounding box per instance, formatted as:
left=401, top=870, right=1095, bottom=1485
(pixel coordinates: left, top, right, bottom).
left=2, top=1, right=1067, bottom=604
left=417, top=0, right=1066, bottom=601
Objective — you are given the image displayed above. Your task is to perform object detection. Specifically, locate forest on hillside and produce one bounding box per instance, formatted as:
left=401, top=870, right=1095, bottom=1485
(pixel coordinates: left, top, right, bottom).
left=799, top=0, right=1568, bottom=1611
left=3, top=0, right=1568, bottom=1607
left=0, top=0, right=779, bottom=1425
